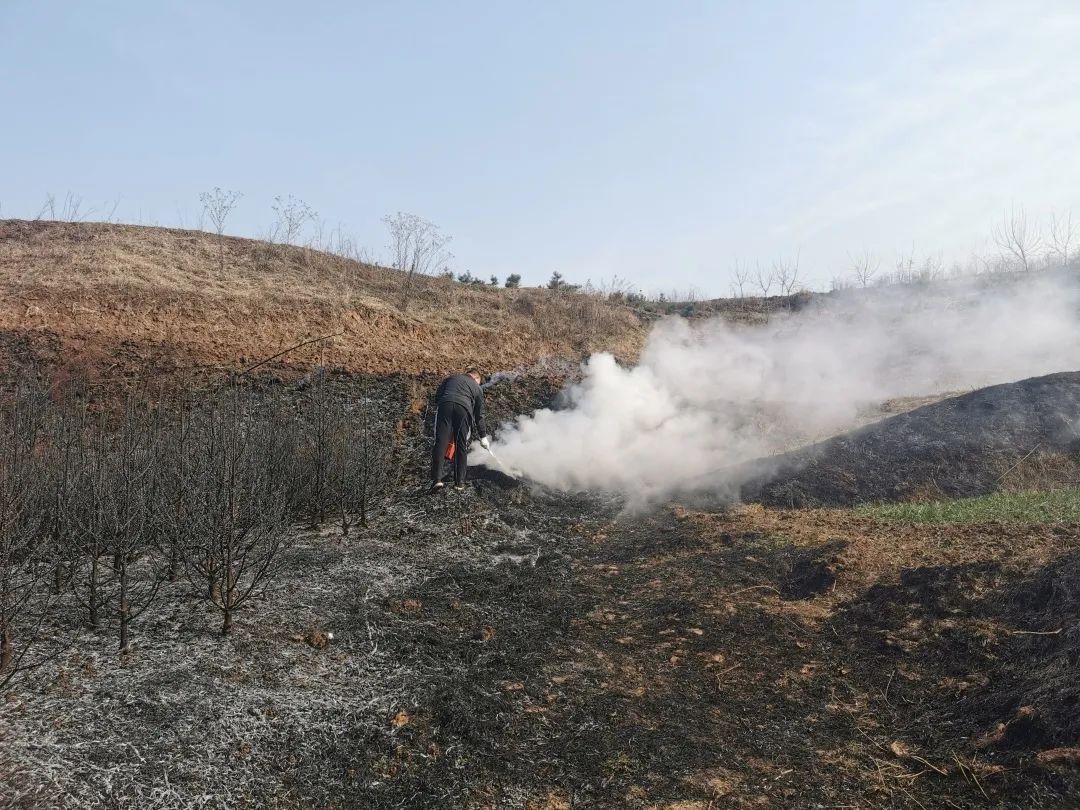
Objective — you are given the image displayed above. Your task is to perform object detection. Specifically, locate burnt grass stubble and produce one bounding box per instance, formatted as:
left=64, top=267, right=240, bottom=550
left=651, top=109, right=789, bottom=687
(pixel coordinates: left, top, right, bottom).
left=3, top=370, right=1080, bottom=807
left=569, top=519, right=1080, bottom=807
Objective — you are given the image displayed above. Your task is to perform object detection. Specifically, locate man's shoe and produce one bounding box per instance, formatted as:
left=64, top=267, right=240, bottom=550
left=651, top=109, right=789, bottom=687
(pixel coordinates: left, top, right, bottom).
left=431, top=482, right=445, bottom=493
left=453, top=484, right=466, bottom=491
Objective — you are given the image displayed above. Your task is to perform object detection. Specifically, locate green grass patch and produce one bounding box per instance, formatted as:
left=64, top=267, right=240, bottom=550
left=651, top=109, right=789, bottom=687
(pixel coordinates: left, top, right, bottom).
left=858, top=488, right=1080, bottom=525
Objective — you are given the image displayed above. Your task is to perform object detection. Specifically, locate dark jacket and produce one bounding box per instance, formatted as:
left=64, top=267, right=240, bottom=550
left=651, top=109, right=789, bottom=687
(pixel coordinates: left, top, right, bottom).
left=436, top=374, right=488, bottom=438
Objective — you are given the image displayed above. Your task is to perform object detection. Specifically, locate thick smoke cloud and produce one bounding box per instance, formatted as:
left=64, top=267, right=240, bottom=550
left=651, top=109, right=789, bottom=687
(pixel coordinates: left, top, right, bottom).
left=486, top=272, right=1080, bottom=505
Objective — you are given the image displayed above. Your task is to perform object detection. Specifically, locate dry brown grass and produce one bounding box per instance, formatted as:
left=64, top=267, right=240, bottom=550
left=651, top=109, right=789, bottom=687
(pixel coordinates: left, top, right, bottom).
left=0, top=220, right=646, bottom=381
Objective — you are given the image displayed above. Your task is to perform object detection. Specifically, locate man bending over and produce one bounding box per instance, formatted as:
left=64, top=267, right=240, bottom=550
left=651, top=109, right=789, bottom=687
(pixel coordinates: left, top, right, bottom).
left=431, top=369, right=489, bottom=491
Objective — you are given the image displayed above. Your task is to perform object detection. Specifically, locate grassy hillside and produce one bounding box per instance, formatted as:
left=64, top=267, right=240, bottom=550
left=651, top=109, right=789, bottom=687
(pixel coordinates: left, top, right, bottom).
left=0, top=220, right=646, bottom=383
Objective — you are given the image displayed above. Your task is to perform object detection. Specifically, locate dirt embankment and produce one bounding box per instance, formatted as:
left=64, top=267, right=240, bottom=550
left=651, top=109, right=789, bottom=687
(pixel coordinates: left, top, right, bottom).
left=0, top=220, right=646, bottom=385
left=740, top=372, right=1080, bottom=507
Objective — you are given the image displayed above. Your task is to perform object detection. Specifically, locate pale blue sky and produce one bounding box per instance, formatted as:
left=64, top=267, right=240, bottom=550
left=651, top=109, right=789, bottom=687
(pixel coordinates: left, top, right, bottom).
left=3, top=1, right=1079, bottom=293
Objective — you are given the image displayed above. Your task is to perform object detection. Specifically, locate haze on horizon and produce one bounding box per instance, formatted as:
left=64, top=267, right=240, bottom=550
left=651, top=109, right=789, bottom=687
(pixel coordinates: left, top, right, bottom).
left=2, top=0, right=1079, bottom=295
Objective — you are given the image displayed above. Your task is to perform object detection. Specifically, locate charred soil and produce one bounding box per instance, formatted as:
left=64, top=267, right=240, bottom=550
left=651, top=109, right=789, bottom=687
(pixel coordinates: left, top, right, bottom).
left=4, top=459, right=1079, bottom=807
left=741, top=371, right=1080, bottom=507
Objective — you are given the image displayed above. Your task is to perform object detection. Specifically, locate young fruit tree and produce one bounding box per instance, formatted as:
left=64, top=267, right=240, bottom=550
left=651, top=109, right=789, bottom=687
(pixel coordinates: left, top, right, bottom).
left=68, top=400, right=166, bottom=652
left=0, top=382, right=57, bottom=686
left=328, top=396, right=401, bottom=536
left=173, top=389, right=296, bottom=635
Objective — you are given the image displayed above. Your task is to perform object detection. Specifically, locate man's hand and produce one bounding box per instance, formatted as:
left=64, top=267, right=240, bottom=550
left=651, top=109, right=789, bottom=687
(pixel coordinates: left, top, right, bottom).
left=480, top=436, right=491, bottom=450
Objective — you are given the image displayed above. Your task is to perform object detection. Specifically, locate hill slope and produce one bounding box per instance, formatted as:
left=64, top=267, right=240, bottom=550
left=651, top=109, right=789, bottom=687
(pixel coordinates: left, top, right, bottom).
left=0, top=220, right=645, bottom=383
left=740, top=371, right=1080, bottom=506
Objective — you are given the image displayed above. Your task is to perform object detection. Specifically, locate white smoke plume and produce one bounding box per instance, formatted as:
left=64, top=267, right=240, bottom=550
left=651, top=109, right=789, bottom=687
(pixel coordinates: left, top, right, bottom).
left=486, top=272, right=1080, bottom=505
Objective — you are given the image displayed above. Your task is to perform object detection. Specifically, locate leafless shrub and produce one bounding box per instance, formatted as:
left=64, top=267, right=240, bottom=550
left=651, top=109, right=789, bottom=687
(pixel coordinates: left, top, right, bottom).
left=35, top=194, right=56, bottom=220
left=597, top=275, right=638, bottom=301
left=61, top=193, right=87, bottom=222
left=31, top=192, right=99, bottom=222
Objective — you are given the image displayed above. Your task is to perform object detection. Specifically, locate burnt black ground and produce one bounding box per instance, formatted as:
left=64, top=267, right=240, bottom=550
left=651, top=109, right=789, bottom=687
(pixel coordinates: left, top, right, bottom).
left=4, top=371, right=1080, bottom=808
left=322, top=488, right=1080, bottom=808
left=5, top=461, right=1080, bottom=807
left=740, top=371, right=1080, bottom=507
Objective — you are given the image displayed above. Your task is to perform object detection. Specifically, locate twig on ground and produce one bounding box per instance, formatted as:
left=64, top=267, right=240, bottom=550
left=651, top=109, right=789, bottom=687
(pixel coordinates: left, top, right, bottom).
left=882, top=669, right=896, bottom=707
left=1009, top=627, right=1062, bottom=635
left=909, top=754, right=949, bottom=777
left=727, top=585, right=781, bottom=597
left=996, top=444, right=1042, bottom=483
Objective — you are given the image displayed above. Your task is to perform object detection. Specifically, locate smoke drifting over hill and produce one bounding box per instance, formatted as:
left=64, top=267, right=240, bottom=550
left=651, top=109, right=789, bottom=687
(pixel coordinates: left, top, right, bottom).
left=488, top=273, right=1080, bottom=505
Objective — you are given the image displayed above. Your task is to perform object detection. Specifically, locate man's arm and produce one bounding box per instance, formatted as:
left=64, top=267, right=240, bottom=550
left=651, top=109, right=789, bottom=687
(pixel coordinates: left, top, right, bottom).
left=473, top=386, right=488, bottom=438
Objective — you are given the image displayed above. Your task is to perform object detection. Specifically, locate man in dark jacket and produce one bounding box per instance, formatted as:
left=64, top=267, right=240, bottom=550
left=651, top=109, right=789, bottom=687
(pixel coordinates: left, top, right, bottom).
left=431, top=369, right=489, bottom=491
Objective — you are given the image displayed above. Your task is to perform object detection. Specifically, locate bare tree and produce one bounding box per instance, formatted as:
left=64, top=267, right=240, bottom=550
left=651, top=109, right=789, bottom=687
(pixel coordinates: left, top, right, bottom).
left=382, top=212, right=452, bottom=312
left=1049, top=208, right=1075, bottom=268
left=42, top=396, right=84, bottom=598
left=772, top=254, right=802, bottom=295
left=200, top=188, right=242, bottom=276
left=849, top=250, right=879, bottom=288
left=177, top=389, right=295, bottom=635
left=300, top=368, right=334, bottom=527
left=730, top=259, right=750, bottom=298
left=353, top=401, right=401, bottom=530
left=0, top=381, right=57, bottom=686
left=916, top=252, right=944, bottom=284
left=992, top=205, right=1042, bottom=272
left=327, top=398, right=400, bottom=536
left=159, top=395, right=195, bottom=583
left=67, top=420, right=112, bottom=630
left=70, top=401, right=165, bottom=652
left=753, top=262, right=774, bottom=297
left=893, top=246, right=917, bottom=284
left=271, top=195, right=318, bottom=247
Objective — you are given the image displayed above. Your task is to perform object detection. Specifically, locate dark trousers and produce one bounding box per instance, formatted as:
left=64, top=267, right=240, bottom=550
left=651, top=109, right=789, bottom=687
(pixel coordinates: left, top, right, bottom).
left=431, top=402, right=472, bottom=485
